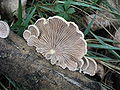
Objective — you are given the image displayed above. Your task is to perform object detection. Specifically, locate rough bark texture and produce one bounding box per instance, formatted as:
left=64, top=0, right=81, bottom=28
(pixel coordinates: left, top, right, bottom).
left=0, top=31, right=106, bottom=90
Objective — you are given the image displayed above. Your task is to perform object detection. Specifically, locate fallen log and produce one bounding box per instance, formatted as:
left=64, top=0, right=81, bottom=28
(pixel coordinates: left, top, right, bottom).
left=0, top=31, right=106, bottom=90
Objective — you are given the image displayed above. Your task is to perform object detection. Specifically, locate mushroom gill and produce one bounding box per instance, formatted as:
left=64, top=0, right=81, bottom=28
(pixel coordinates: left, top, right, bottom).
left=81, top=57, right=97, bottom=76
left=22, top=16, right=105, bottom=77
left=0, top=21, right=10, bottom=38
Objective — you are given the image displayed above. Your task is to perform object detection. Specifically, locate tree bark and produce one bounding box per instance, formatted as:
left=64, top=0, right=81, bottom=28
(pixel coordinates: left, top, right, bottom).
left=0, top=31, right=106, bottom=90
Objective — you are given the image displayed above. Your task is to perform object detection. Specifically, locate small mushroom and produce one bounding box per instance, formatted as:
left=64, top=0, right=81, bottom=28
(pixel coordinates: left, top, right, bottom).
left=77, top=59, right=84, bottom=71
left=80, top=57, right=97, bottom=76
left=79, top=57, right=89, bottom=73
left=0, top=21, right=10, bottom=38
left=27, top=25, right=40, bottom=37
left=23, top=25, right=40, bottom=41
left=23, top=30, right=31, bottom=41
left=23, top=16, right=87, bottom=71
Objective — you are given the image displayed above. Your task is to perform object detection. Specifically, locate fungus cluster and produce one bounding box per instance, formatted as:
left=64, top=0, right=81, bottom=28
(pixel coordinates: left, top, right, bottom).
left=0, top=21, right=10, bottom=38
left=23, top=16, right=98, bottom=76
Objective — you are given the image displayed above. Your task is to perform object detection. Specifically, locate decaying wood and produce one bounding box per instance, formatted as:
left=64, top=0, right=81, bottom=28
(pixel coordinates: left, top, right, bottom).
left=0, top=31, right=106, bottom=90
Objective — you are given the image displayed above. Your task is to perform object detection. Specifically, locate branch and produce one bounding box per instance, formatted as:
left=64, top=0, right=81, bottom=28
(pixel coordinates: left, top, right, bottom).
left=0, top=31, right=106, bottom=90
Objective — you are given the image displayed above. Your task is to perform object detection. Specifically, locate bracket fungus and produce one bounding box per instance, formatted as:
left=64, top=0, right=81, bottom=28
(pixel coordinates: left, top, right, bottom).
left=79, top=57, right=97, bottom=76
left=23, top=16, right=98, bottom=76
left=0, top=21, right=10, bottom=38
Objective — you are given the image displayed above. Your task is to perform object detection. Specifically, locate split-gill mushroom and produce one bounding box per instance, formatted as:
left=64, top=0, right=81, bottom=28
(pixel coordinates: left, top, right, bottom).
left=23, top=25, right=40, bottom=41
left=80, top=57, right=97, bottom=76
left=0, top=21, right=10, bottom=38
left=23, top=16, right=99, bottom=76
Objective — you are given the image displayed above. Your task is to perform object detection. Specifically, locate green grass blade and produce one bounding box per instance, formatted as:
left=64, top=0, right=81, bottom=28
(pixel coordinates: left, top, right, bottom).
left=98, top=36, right=118, bottom=43
left=88, top=51, right=109, bottom=58
left=17, top=7, right=36, bottom=36
left=103, top=0, right=120, bottom=14
left=12, top=0, right=23, bottom=30
left=57, top=1, right=102, bottom=10
left=39, top=6, right=58, bottom=12
left=90, top=31, right=105, bottom=44
left=84, top=15, right=96, bottom=36
left=102, top=0, right=120, bottom=21
left=109, top=50, right=120, bottom=59
left=18, top=0, right=23, bottom=24
left=87, top=56, right=120, bottom=62
left=90, top=31, right=120, bottom=59
left=5, top=76, right=16, bottom=88
left=87, top=43, right=120, bottom=50
left=23, top=7, right=36, bottom=27
left=0, top=81, right=8, bottom=90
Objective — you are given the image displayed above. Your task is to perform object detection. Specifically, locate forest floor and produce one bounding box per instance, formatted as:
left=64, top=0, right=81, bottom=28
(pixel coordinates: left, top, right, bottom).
left=0, top=0, right=120, bottom=90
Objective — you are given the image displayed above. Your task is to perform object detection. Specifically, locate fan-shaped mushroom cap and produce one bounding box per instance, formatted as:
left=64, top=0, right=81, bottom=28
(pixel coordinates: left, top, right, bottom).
left=80, top=57, right=97, bottom=76
left=27, top=35, right=38, bottom=46
left=23, top=16, right=87, bottom=71
left=23, top=25, right=40, bottom=41
left=28, top=25, right=40, bottom=37
left=79, top=57, right=89, bottom=73
left=0, top=21, right=10, bottom=38
left=77, top=59, right=84, bottom=71
left=23, top=30, right=31, bottom=41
